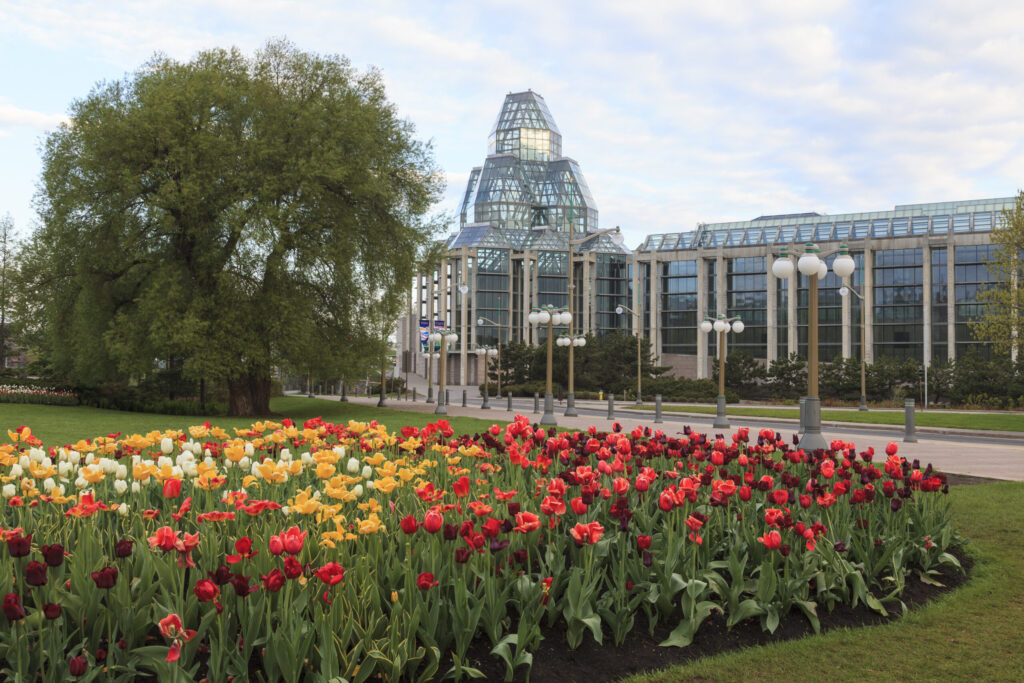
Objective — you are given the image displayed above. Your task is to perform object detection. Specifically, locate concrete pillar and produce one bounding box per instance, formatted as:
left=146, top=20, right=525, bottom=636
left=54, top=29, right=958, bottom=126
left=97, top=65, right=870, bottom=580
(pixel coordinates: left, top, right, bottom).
left=582, top=255, right=593, bottom=335
left=841, top=272, right=852, bottom=359
left=632, top=254, right=641, bottom=338
left=716, top=253, right=727, bottom=359
left=787, top=268, right=797, bottom=356
left=696, top=254, right=708, bottom=378
left=863, top=247, right=874, bottom=364
left=650, top=255, right=661, bottom=363
left=426, top=271, right=435, bottom=380
left=459, top=253, right=469, bottom=385
left=922, top=245, right=932, bottom=366
left=522, top=250, right=532, bottom=344
left=766, top=260, right=778, bottom=363
left=947, top=246, right=956, bottom=361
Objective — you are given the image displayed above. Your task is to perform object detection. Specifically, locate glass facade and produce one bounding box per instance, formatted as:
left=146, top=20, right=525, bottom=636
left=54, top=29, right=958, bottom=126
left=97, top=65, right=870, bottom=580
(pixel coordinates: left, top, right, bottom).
left=661, top=260, right=699, bottom=355
left=931, top=248, right=948, bottom=363
left=595, top=254, right=629, bottom=336
left=954, top=245, right=998, bottom=358
left=474, top=249, right=510, bottom=348
left=873, top=249, right=923, bottom=361
left=727, top=257, right=767, bottom=358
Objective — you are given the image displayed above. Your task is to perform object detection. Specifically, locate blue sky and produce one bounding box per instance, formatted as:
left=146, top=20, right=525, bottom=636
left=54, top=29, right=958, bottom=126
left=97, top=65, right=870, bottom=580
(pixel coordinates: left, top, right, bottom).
left=2, top=0, right=1023, bottom=248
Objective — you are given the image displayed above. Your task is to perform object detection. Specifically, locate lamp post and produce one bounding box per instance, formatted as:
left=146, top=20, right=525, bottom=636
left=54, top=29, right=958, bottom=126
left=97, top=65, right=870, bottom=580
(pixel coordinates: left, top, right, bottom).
left=529, top=304, right=570, bottom=426
left=699, top=314, right=745, bottom=429
left=429, top=328, right=459, bottom=415
left=474, top=346, right=499, bottom=408
left=614, top=304, right=644, bottom=404
left=476, top=316, right=503, bottom=398
left=772, top=243, right=856, bottom=450
left=838, top=284, right=868, bottom=411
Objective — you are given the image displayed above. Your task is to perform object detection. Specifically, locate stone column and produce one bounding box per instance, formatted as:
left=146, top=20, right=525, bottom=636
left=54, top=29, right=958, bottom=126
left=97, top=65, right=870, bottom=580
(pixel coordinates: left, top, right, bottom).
left=459, top=253, right=469, bottom=385
left=716, top=253, right=727, bottom=359
left=863, top=247, right=874, bottom=364
left=522, top=250, right=532, bottom=344
left=947, top=244, right=955, bottom=361
left=922, top=245, right=932, bottom=366
left=426, top=271, right=435, bottom=380
left=787, top=269, right=797, bottom=356
left=766, top=260, right=778, bottom=363
left=696, top=254, right=708, bottom=379
left=582, top=256, right=593, bottom=334
left=650, top=255, right=661, bottom=364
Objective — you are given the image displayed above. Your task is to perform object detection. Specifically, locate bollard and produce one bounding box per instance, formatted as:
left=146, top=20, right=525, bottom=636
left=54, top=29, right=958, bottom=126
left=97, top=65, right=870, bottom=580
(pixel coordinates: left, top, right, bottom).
left=412, top=388, right=417, bottom=402
left=445, top=390, right=450, bottom=407
left=507, top=392, right=512, bottom=411
left=798, top=397, right=807, bottom=434
left=462, top=390, right=467, bottom=407
left=904, top=399, right=917, bottom=443
left=533, top=392, right=540, bottom=414
left=607, top=394, right=615, bottom=421
left=654, top=394, right=663, bottom=423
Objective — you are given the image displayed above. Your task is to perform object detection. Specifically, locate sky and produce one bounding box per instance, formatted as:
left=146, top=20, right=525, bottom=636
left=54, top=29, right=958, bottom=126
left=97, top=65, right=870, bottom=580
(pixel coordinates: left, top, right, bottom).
left=2, top=0, right=1023, bottom=248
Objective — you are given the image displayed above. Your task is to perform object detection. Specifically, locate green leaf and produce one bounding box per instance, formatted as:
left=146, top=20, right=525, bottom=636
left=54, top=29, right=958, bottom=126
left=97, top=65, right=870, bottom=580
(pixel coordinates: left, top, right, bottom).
left=726, top=598, right=765, bottom=628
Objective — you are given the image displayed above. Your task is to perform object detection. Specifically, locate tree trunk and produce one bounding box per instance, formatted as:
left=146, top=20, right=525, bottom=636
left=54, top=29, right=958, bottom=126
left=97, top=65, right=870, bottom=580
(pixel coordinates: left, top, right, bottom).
left=227, top=371, right=274, bottom=417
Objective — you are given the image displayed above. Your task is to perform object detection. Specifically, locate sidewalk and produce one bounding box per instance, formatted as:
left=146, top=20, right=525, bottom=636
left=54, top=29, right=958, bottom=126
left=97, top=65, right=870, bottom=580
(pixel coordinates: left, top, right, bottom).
left=338, top=391, right=1024, bottom=483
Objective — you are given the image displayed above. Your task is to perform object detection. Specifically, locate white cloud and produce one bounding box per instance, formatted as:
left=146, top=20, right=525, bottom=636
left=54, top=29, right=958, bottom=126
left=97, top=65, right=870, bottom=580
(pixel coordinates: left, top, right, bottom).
left=0, top=99, right=68, bottom=132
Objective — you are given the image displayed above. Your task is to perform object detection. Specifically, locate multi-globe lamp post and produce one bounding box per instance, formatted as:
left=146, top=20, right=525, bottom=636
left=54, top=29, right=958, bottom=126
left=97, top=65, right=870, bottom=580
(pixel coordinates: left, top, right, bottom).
left=475, top=315, right=503, bottom=399
left=427, top=327, right=459, bottom=415
left=528, top=304, right=571, bottom=426
left=474, top=345, right=498, bottom=408
left=699, top=314, right=744, bottom=429
left=772, top=243, right=856, bottom=450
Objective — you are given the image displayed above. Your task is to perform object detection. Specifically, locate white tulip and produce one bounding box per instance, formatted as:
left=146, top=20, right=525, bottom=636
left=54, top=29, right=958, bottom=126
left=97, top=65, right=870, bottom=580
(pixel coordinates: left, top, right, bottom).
left=74, top=477, right=88, bottom=490
left=68, top=451, right=81, bottom=465
left=239, top=457, right=250, bottom=470
left=347, top=458, right=360, bottom=474
left=57, top=448, right=68, bottom=462
left=1, top=484, right=15, bottom=498
left=171, top=466, right=183, bottom=478
left=244, top=443, right=254, bottom=457
left=281, top=506, right=291, bottom=516
left=204, top=448, right=212, bottom=458
left=9, top=464, right=22, bottom=478
left=300, top=452, right=313, bottom=466
left=18, top=455, right=29, bottom=469
left=118, top=503, right=129, bottom=516
left=29, top=448, right=45, bottom=463
left=352, top=484, right=363, bottom=497
left=58, top=461, right=73, bottom=478
left=160, top=437, right=174, bottom=455
left=114, top=480, right=128, bottom=495
left=250, top=461, right=261, bottom=477
left=115, top=465, right=128, bottom=480
left=361, top=465, right=372, bottom=479
left=42, top=478, right=56, bottom=492
left=280, top=448, right=291, bottom=462
left=333, top=446, right=346, bottom=458
left=366, top=479, right=375, bottom=489
left=157, top=456, right=172, bottom=469
left=131, top=482, right=141, bottom=494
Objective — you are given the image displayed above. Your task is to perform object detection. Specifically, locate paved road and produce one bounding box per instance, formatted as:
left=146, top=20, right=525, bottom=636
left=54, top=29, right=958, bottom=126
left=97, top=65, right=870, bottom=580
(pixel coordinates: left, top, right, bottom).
left=334, top=390, right=1024, bottom=482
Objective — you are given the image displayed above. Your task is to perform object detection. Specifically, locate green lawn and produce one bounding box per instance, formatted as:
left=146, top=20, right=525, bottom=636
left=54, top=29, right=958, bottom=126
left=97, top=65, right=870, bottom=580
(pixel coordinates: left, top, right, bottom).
left=1, top=397, right=501, bottom=446
left=625, top=480, right=1024, bottom=683
left=632, top=404, right=1024, bottom=432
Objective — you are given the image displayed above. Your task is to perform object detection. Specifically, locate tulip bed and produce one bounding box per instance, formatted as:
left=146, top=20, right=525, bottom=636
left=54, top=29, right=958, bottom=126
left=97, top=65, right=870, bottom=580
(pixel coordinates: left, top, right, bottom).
left=0, top=416, right=961, bottom=681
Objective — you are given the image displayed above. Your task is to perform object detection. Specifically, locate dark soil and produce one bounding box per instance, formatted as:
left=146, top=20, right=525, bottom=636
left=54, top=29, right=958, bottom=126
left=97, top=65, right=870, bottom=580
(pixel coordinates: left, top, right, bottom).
left=459, top=549, right=971, bottom=683
left=943, top=473, right=1004, bottom=486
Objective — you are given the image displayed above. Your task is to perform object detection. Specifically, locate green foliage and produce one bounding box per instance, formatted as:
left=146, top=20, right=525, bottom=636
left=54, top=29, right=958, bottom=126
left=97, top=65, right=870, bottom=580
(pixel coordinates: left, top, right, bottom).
left=493, top=332, right=666, bottom=396
left=25, top=39, right=443, bottom=416
left=765, top=353, right=807, bottom=399
left=972, top=189, right=1024, bottom=358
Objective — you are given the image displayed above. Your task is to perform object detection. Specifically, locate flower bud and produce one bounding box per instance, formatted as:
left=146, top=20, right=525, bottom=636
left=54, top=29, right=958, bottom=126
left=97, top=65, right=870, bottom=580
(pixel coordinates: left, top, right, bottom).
left=347, top=458, right=360, bottom=474
left=160, top=437, right=174, bottom=455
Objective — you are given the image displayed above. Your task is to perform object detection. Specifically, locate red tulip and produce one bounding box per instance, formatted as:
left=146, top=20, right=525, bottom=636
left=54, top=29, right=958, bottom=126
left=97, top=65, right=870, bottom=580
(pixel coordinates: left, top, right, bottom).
left=570, top=497, right=588, bottom=515
left=261, top=569, right=286, bottom=592
left=423, top=509, right=443, bottom=534
left=91, top=566, right=118, bottom=589
left=757, top=530, right=782, bottom=550
left=514, top=512, right=541, bottom=533
left=417, top=572, right=438, bottom=590
left=570, top=521, right=604, bottom=545
left=162, top=479, right=182, bottom=499
left=43, top=603, right=62, bottom=619
left=658, top=490, right=675, bottom=512
left=315, top=562, right=345, bottom=586
left=400, top=515, right=419, bottom=535
left=194, top=579, right=219, bottom=602
left=453, top=476, right=470, bottom=497
left=5, top=532, right=31, bottom=558
left=69, top=655, right=87, bottom=677
left=637, top=535, right=652, bottom=550
left=283, top=556, right=303, bottom=579
left=40, top=543, right=65, bottom=567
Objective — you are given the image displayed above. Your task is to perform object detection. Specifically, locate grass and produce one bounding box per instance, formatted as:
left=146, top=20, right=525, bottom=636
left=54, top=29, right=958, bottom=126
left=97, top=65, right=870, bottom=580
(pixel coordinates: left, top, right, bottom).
left=625, top=480, right=1024, bottom=683
left=631, top=404, right=1024, bottom=432
left=1, top=396, right=501, bottom=446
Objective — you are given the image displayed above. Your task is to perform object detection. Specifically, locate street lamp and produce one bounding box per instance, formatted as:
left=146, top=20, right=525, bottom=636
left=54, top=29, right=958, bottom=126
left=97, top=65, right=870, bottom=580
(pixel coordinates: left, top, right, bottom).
left=474, top=346, right=499, bottom=408
left=429, top=328, right=459, bottom=415
left=528, top=304, right=570, bottom=426
left=772, top=243, right=856, bottom=450
left=838, top=284, right=868, bottom=411
left=699, top=314, right=744, bottom=429
left=614, top=304, right=645, bottom=404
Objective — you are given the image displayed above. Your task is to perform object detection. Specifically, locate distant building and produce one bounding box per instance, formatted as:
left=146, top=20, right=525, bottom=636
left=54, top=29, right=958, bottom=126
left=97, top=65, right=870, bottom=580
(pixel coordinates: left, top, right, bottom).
left=399, top=91, right=1007, bottom=385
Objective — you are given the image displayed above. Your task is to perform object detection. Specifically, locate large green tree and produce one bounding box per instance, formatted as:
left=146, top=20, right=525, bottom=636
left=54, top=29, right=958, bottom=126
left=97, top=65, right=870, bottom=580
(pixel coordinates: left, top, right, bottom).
left=28, top=40, right=443, bottom=415
left=972, top=190, right=1024, bottom=358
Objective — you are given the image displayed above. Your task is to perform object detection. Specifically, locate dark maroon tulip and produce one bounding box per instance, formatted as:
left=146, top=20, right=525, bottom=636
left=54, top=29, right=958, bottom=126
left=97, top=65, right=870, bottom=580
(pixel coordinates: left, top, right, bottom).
left=114, top=539, right=134, bottom=558
left=91, top=566, right=118, bottom=589
left=43, top=603, right=62, bottom=619
left=69, top=656, right=87, bottom=676
left=454, top=547, right=472, bottom=564
left=208, top=565, right=233, bottom=586
left=40, top=543, right=65, bottom=567
left=6, top=533, right=31, bottom=558
left=229, top=573, right=257, bottom=597
left=2, top=593, right=24, bottom=621
left=25, top=560, right=47, bottom=586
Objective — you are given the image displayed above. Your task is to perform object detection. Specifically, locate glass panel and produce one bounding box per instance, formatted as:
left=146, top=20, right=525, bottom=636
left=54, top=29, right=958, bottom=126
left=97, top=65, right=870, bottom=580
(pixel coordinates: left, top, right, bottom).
left=953, top=214, right=971, bottom=233
left=871, top=219, right=890, bottom=237
left=891, top=218, right=909, bottom=237
left=931, top=215, right=949, bottom=235
left=852, top=220, right=869, bottom=238
left=744, top=228, right=763, bottom=244
left=973, top=212, right=992, bottom=232
left=814, top=223, right=833, bottom=241
left=760, top=226, right=776, bottom=243
left=833, top=222, right=851, bottom=240
left=778, top=226, right=795, bottom=242
left=796, top=224, right=814, bottom=241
